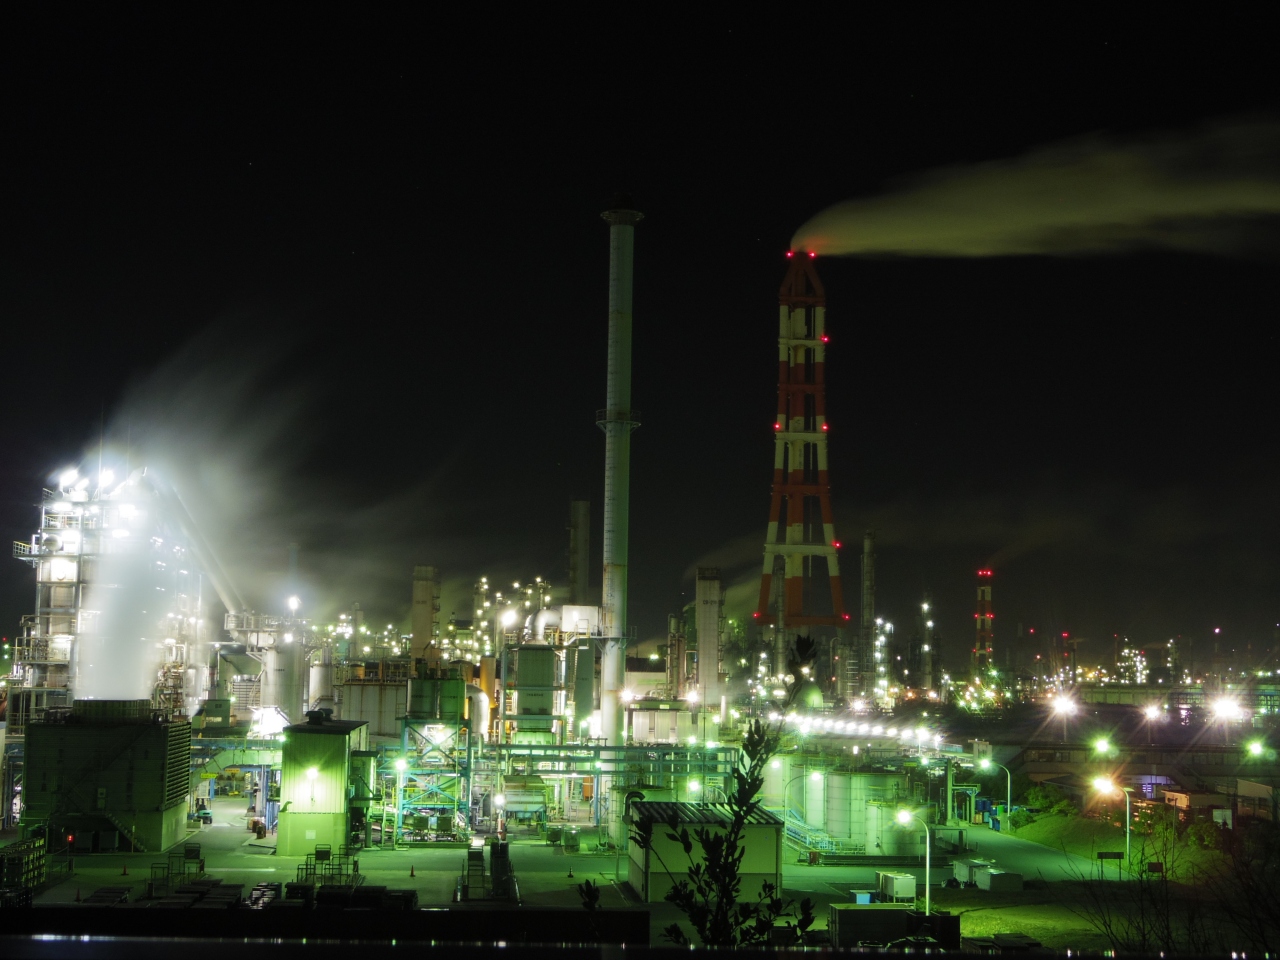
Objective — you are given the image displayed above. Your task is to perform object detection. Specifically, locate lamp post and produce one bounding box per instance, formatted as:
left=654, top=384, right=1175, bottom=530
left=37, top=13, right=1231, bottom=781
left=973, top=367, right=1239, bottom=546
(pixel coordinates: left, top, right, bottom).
left=978, top=758, right=1012, bottom=831
left=895, top=809, right=930, bottom=915
left=394, top=758, right=407, bottom=847
left=1142, top=704, right=1161, bottom=746
left=1052, top=694, right=1076, bottom=743
left=1092, top=777, right=1132, bottom=868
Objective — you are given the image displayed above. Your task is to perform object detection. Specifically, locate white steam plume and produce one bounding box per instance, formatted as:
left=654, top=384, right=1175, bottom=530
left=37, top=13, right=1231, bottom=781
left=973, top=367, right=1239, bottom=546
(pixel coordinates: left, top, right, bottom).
left=792, top=117, right=1280, bottom=257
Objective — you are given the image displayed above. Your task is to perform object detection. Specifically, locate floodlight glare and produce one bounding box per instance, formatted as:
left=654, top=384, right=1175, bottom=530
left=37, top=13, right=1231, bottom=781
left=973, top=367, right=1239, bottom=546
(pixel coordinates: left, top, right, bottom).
left=305, top=767, right=319, bottom=781
left=1213, top=698, right=1243, bottom=721
left=288, top=596, right=301, bottom=612
left=394, top=758, right=408, bottom=771
left=896, top=809, right=912, bottom=825
left=1092, top=776, right=1115, bottom=794
left=1094, top=738, right=1110, bottom=753
left=1248, top=741, right=1264, bottom=757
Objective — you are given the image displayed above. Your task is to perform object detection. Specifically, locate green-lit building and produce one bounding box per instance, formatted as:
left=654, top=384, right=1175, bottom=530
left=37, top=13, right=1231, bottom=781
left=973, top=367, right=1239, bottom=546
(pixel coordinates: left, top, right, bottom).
left=24, top=699, right=191, bottom=852
left=277, top=712, right=369, bottom=856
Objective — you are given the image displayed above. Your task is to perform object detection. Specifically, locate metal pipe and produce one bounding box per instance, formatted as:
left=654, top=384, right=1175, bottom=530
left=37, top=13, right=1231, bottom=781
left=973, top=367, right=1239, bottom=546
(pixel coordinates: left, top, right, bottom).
left=598, top=198, right=642, bottom=747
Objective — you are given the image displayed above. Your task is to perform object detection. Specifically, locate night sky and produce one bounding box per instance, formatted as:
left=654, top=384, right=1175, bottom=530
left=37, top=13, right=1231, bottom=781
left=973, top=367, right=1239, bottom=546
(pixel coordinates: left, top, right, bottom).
left=4, top=11, right=1278, bottom=672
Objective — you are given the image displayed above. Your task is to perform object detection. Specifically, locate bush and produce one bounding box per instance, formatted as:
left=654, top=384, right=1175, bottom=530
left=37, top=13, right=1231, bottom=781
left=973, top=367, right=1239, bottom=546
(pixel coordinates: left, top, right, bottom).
left=1183, top=821, right=1221, bottom=850
left=1008, top=808, right=1034, bottom=830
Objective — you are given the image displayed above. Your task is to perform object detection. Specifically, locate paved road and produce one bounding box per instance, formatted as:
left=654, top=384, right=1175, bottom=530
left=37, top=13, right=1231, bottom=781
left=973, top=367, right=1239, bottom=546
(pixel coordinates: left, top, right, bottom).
left=34, top=801, right=1107, bottom=945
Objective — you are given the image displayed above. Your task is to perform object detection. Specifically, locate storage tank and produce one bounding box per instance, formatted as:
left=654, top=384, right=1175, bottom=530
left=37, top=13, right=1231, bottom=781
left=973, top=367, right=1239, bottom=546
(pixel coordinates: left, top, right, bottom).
left=825, top=772, right=851, bottom=839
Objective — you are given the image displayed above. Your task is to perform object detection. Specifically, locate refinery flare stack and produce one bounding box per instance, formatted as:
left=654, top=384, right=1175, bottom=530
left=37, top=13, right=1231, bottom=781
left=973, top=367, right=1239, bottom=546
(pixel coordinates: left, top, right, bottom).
left=754, top=252, right=850, bottom=694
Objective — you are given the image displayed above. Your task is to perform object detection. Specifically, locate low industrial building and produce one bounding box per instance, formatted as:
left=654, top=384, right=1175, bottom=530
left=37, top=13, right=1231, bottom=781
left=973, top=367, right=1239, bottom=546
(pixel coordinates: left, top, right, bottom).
left=625, top=800, right=782, bottom=903
left=23, top=699, right=191, bottom=853
left=276, top=712, right=369, bottom=856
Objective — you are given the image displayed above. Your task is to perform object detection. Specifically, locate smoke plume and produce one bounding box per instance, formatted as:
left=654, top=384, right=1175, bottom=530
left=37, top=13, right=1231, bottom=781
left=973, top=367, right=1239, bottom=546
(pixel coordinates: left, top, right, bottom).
left=792, top=118, right=1280, bottom=257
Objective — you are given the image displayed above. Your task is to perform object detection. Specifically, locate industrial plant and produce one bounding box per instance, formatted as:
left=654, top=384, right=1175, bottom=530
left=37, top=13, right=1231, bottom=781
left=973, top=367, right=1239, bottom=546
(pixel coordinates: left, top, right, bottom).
left=2, top=203, right=1277, bottom=953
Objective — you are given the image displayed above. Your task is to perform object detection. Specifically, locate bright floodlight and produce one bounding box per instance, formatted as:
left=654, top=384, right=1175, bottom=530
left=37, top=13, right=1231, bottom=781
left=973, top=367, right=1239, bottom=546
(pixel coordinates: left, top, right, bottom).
left=1248, top=741, right=1264, bottom=757
left=305, top=767, right=319, bottom=781
left=394, top=758, right=407, bottom=771
left=688, top=780, right=701, bottom=792
left=494, top=794, right=505, bottom=807
left=686, top=689, right=699, bottom=703
left=98, top=469, right=114, bottom=487
left=979, top=758, right=992, bottom=770
left=287, top=595, right=301, bottom=612
left=1092, top=776, right=1115, bottom=795
left=1143, top=705, right=1161, bottom=720
left=500, top=609, right=517, bottom=627
left=1053, top=695, right=1077, bottom=716
left=1094, top=738, right=1110, bottom=753
left=810, top=771, right=823, bottom=782
left=1213, top=698, right=1242, bottom=721
left=58, top=468, right=78, bottom=488
left=896, top=809, right=912, bottom=825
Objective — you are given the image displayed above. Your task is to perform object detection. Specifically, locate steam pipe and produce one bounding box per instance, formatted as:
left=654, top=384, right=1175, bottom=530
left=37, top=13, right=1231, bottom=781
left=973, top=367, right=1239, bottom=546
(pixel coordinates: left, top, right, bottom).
left=598, top=198, right=643, bottom=747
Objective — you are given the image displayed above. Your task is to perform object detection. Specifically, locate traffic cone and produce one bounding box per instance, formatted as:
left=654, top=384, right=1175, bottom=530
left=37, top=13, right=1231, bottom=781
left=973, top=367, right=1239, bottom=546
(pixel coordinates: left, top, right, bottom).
left=568, top=868, right=574, bottom=878
left=410, top=865, right=415, bottom=878
left=121, top=864, right=128, bottom=876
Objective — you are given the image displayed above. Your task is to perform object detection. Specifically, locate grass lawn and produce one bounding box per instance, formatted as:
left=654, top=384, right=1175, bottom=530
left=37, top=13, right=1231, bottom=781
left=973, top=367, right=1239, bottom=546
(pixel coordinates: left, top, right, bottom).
left=931, top=883, right=1113, bottom=952
left=1015, top=813, right=1227, bottom=880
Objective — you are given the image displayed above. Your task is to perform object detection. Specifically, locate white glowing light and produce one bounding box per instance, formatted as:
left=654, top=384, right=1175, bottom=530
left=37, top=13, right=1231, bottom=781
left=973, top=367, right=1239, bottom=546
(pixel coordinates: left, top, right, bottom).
left=288, top=596, right=301, bottom=613
left=59, top=468, right=78, bottom=488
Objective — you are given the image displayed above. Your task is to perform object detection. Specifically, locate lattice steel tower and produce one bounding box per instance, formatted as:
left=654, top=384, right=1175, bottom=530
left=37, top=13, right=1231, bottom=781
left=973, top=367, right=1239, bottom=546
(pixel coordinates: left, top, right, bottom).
left=754, top=252, right=848, bottom=676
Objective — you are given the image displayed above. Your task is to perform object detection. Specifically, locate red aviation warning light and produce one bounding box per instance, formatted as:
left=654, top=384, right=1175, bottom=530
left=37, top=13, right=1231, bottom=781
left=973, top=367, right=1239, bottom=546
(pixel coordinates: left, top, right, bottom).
left=786, top=251, right=794, bottom=258
left=808, top=251, right=816, bottom=258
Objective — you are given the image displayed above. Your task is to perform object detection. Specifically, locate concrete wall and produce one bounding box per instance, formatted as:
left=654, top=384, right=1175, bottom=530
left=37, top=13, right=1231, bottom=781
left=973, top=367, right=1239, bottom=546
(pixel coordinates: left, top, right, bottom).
left=340, top=682, right=407, bottom=738
left=635, top=821, right=781, bottom=903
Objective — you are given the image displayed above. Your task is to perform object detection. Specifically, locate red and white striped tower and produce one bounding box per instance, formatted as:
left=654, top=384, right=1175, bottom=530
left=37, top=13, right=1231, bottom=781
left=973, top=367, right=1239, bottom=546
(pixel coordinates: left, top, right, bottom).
left=973, top=569, right=994, bottom=675
left=755, top=252, right=849, bottom=674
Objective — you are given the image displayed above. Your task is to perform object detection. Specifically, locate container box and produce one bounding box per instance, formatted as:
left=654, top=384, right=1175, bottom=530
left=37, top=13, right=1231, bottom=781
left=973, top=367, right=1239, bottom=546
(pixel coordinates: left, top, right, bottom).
left=976, top=868, right=1022, bottom=892
left=876, top=871, right=916, bottom=902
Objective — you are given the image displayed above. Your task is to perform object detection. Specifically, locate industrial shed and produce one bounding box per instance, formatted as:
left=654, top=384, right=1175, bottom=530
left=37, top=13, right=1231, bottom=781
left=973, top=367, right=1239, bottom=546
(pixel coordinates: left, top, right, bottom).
left=625, top=800, right=783, bottom=903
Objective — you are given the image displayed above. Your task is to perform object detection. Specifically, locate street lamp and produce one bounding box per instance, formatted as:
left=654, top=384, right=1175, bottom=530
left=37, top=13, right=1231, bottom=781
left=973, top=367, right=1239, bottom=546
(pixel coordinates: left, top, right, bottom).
left=978, top=758, right=1012, bottom=831
left=1142, top=704, right=1162, bottom=746
left=394, top=758, right=408, bottom=844
left=1092, top=777, right=1133, bottom=867
left=1052, top=695, right=1077, bottom=742
left=895, top=809, right=930, bottom=915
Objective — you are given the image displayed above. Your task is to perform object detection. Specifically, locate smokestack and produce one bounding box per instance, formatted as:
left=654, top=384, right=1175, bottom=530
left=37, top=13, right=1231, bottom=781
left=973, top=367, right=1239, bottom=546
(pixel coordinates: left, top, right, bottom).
left=695, top=568, right=723, bottom=712
left=567, top=500, right=591, bottom=606
left=974, top=569, right=994, bottom=676
left=411, top=565, right=441, bottom=661
left=598, top=196, right=643, bottom=747
left=860, top=530, right=876, bottom=696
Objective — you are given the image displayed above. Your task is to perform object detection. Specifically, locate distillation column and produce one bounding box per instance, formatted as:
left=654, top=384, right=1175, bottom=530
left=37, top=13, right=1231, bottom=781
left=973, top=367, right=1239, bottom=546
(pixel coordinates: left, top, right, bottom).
left=754, top=252, right=849, bottom=673
left=597, top=198, right=643, bottom=746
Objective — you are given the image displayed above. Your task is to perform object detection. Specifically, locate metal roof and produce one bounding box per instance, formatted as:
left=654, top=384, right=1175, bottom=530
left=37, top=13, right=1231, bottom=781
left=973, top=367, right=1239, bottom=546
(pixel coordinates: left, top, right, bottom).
left=629, top=800, right=782, bottom=827
left=283, top=718, right=368, bottom=736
